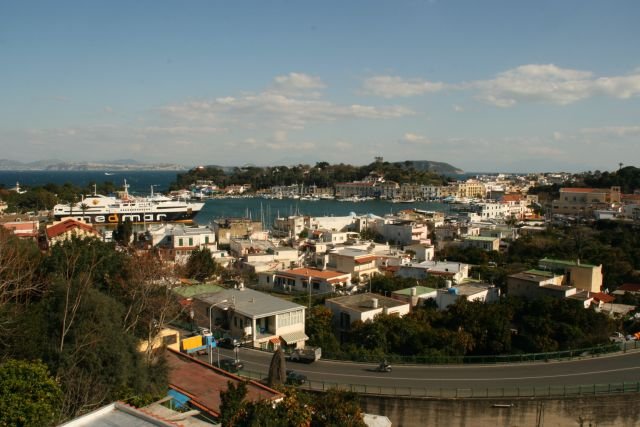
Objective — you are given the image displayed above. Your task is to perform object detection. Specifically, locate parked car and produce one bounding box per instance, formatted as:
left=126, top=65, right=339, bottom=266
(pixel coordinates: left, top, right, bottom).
left=197, top=327, right=212, bottom=337
left=285, top=370, right=307, bottom=386
left=218, top=337, right=240, bottom=349
left=216, top=358, right=244, bottom=373
left=609, top=332, right=625, bottom=343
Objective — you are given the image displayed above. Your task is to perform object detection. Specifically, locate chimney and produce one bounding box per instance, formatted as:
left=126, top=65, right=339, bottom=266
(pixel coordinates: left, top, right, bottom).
left=371, top=298, right=379, bottom=309
left=410, top=287, right=417, bottom=296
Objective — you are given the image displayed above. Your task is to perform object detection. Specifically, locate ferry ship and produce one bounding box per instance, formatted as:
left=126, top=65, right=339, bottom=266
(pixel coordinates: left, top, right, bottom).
left=52, top=181, right=204, bottom=225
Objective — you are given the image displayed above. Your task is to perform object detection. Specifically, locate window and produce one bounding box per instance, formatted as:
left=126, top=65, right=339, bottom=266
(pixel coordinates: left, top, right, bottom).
left=189, top=238, right=193, bottom=246
left=205, top=236, right=209, bottom=244
left=163, top=334, right=178, bottom=346
left=178, top=238, right=183, bottom=246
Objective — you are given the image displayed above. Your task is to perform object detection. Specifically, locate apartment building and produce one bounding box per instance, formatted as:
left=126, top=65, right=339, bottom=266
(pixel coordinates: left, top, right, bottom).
left=552, top=187, right=621, bottom=216
left=538, top=258, right=603, bottom=293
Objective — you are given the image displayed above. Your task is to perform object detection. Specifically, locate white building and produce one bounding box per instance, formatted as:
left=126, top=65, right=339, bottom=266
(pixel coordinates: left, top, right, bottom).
left=435, top=282, right=500, bottom=310
left=193, top=287, right=308, bottom=350
left=151, top=224, right=217, bottom=264
left=325, top=293, right=410, bottom=335
left=305, top=215, right=357, bottom=232
left=471, top=202, right=511, bottom=220
left=404, top=242, right=435, bottom=262
left=395, top=260, right=470, bottom=284
left=371, top=217, right=430, bottom=246
left=258, top=267, right=352, bottom=295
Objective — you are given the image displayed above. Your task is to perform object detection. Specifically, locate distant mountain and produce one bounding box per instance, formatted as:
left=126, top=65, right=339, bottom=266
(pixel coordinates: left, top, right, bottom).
left=109, top=159, right=141, bottom=165
left=0, top=159, right=187, bottom=171
left=392, top=160, right=464, bottom=175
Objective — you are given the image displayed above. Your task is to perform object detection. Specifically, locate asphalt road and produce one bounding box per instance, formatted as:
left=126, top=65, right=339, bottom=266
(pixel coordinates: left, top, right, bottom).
left=209, top=347, right=640, bottom=392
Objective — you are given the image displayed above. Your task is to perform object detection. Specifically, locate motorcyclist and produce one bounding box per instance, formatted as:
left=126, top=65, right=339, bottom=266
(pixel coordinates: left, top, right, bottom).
left=379, top=359, right=390, bottom=370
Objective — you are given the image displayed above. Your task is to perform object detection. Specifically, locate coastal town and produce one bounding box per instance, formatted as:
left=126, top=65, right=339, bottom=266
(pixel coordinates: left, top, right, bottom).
left=1, top=163, right=639, bottom=425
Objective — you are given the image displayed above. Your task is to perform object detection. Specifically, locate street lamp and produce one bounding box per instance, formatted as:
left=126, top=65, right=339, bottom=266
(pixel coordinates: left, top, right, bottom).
left=208, top=299, right=228, bottom=366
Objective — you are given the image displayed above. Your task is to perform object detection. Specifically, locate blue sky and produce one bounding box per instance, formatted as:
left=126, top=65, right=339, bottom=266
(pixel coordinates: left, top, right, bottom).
left=1, top=1, right=639, bottom=172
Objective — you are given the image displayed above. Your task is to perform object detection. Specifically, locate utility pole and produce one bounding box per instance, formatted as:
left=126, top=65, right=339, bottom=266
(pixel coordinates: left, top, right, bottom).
left=308, top=276, right=312, bottom=315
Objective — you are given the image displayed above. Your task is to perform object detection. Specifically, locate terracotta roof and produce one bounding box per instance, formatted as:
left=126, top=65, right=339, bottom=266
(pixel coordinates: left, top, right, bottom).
left=283, top=267, right=349, bottom=280
left=166, top=349, right=281, bottom=417
left=1, top=221, right=38, bottom=237
left=355, top=256, right=378, bottom=264
left=618, top=283, right=640, bottom=293
left=591, top=292, right=615, bottom=304
left=502, top=194, right=522, bottom=202
left=46, top=219, right=99, bottom=239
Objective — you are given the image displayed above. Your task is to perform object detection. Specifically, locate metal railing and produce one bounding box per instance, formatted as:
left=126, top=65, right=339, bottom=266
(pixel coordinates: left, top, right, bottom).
left=238, top=368, right=640, bottom=398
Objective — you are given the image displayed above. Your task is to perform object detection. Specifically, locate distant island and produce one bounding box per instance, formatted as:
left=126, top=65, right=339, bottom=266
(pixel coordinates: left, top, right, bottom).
left=0, top=158, right=463, bottom=175
left=0, top=159, right=188, bottom=171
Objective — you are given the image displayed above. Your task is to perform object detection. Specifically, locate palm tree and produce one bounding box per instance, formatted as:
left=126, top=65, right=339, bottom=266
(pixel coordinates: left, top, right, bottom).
left=79, top=203, right=89, bottom=223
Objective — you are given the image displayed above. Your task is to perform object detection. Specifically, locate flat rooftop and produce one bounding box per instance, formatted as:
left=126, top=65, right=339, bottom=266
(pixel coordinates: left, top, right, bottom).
left=464, top=236, right=499, bottom=242
left=539, top=258, right=598, bottom=268
left=509, top=272, right=554, bottom=283
left=445, top=283, right=494, bottom=296
left=326, top=292, right=408, bottom=312
left=197, top=287, right=305, bottom=317
left=392, top=286, right=436, bottom=296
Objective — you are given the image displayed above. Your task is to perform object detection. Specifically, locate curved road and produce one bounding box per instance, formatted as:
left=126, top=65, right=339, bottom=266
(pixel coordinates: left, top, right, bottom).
left=210, top=347, right=640, bottom=392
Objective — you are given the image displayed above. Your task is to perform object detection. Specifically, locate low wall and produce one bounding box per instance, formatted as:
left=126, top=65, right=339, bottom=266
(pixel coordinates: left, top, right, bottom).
left=359, top=394, right=640, bottom=427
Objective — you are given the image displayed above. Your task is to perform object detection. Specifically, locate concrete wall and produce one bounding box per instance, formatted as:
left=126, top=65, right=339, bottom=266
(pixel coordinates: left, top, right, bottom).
left=569, top=265, right=603, bottom=293
left=359, top=394, right=640, bottom=427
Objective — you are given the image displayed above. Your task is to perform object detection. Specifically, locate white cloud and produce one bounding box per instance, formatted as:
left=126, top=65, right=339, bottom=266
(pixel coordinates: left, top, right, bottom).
left=453, top=104, right=464, bottom=112
left=142, top=126, right=223, bottom=136
left=400, top=132, right=431, bottom=145
left=474, top=64, right=640, bottom=107
left=265, top=141, right=316, bottom=151
left=362, top=65, right=640, bottom=107
left=273, top=72, right=325, bottom=91
left=334, top=140, right=353, bottom=151
left=362, top=75, right=445, bottom=98
left=580, top=126, right=640, bottom=137
left=161, top=89, right=414, bottom=131
left=273, top=130, right=288, bottom=143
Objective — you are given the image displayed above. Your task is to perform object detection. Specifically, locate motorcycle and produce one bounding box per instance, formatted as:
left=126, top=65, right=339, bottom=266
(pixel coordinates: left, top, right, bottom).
left=374, top=362, right=392, bottom=373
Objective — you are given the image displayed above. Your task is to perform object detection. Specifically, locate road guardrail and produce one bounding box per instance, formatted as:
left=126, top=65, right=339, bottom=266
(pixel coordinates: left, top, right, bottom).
left=238, top=368, right=640, bottom=398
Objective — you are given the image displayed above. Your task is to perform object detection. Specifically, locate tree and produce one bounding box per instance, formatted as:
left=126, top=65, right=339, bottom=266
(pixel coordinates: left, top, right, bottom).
left=79, top=203, right=89, bottom=222
left=185, top=247, right=218, bottom=282
left=311, top=388, right=366, bottom=427
left=115, top=252, right=182, bottom=361
left=37, top=285, right=166, bottom=419
left=113, top=220, right=133, bottom=246
left=306, top=306, right=340, bottom=357
left=0, top=230, right=44, bottom=337
left=267, top=348, right=286, bottom=387
left=236, top=387, right=313, bottom=427
left=219, top=380, right=248, bottom=427
left=0, top=359, right=62, bottom=427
